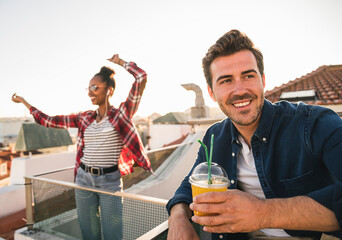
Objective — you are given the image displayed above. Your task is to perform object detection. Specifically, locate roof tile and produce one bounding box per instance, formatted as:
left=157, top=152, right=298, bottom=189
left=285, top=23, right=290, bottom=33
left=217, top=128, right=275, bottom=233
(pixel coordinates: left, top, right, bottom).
left=265, top=65, right=342, bottom=105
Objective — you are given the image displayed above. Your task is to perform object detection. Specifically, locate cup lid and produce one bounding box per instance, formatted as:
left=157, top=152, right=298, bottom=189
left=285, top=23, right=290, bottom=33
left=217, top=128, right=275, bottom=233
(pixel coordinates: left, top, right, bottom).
left=189, top=162, right=229, bottom=186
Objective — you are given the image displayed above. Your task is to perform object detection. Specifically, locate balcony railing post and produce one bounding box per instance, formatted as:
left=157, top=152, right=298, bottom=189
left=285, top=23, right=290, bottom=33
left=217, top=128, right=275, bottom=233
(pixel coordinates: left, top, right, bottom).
left=25, top=178, right=34, bottom=230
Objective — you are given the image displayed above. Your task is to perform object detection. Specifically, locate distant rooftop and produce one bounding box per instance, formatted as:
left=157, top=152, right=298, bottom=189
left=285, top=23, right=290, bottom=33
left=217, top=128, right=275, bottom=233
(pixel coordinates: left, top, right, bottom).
left=15, top=123, right=73, bottom=151
left=153, top=112, right=189, bottom=124
left=0, top=116, right=33, bottom=123
left=265, top=65, right=342, bottom=105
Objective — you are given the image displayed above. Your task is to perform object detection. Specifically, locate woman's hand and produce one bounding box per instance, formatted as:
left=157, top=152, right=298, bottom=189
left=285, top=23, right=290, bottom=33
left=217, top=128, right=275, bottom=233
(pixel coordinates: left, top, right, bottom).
left=12, top=93, right=25, bottom=104
left=107, top=54, right=125, bottom=66
left=12, top=93, right=32, bottom=109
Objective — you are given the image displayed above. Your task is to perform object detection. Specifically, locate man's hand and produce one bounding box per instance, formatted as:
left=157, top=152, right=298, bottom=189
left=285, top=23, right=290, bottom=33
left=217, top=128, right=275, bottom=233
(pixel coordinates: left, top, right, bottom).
left=190, top=189, right=265, bottom=233
left=190, top=189, right=341, bottom=233
left=168, top=203, right=199, bottom=240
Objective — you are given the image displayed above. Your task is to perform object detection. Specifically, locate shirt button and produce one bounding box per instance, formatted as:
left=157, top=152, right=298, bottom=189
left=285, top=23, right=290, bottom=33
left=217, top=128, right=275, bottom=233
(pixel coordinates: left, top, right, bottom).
left=230, top=180, right=235, bottom=184
left=219, top=235, right=223, bottom=239
left=262, top=137, right=267, bottom=142
left=232, top=153, right=235, bottom=157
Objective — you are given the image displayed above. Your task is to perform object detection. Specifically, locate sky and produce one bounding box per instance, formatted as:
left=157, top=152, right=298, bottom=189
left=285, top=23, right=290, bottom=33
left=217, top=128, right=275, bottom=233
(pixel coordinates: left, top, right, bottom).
left=1, top=0, right=341, bottom=118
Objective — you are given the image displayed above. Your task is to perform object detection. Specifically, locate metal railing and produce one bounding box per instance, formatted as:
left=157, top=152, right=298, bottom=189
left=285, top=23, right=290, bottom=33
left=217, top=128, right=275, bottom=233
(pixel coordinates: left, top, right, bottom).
left=24, top=174, right=170, bottom=239
left=21, top=144, right=191, bottom=239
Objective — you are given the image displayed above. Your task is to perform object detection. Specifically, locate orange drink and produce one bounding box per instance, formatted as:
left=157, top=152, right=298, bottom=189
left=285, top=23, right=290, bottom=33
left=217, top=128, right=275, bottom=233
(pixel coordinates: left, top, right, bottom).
left=189, top=176, right=228, bottom=216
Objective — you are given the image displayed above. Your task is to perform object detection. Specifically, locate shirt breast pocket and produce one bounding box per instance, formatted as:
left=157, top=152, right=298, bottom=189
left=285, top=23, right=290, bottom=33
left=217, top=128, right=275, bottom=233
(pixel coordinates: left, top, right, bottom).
left=280, top=171, right=322, bottom=197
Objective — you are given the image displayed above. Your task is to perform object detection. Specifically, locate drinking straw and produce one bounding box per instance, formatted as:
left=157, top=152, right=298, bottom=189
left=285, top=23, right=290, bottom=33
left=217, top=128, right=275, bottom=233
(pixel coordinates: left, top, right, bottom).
left=208, top=134, right=214, bottom=184
left=197, top=136, right=214, bottom=184
left=197, top=139, right=209, bottom=165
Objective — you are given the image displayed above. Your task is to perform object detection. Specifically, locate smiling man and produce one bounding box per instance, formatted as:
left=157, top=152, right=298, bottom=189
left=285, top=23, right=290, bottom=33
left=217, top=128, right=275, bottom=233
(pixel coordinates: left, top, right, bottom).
left=208, top=50, right=265, bottom=147
left=166, top=30, right=342, bottom=240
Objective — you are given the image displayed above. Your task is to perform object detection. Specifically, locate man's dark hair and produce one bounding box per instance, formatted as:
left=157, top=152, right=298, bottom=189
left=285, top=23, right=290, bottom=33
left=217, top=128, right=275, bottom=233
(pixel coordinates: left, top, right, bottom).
left=202, top=29, right=264, bottom=89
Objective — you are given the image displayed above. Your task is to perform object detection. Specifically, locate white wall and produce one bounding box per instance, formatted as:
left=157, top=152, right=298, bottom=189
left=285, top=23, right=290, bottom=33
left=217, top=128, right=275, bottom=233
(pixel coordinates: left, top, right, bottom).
left=149, top=124, right=191, bottom=149
left=10, top=152, right=75, bottom=184
left=0, top=152, right=75, bottom=218
left=0, top=185, right=25, bottom=219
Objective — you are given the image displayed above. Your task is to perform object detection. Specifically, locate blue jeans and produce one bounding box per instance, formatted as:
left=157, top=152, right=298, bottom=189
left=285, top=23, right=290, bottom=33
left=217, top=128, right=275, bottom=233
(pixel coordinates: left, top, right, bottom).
left=75, top=167, right=123, bottom=240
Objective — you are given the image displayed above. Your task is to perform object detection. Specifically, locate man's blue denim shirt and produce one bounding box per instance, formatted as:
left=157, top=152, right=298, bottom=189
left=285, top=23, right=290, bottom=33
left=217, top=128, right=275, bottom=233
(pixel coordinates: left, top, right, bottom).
left=166, top=99, right=342, bottom=239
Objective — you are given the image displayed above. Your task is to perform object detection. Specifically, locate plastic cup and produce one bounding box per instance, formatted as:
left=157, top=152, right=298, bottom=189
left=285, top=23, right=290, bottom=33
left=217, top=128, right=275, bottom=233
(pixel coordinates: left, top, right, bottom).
left=189, top=162, right=229, bottom=216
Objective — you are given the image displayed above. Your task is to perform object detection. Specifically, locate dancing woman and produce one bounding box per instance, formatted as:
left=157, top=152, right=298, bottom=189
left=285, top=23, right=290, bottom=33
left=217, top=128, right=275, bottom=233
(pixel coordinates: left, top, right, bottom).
left=12, top=54, right=152, bottom=239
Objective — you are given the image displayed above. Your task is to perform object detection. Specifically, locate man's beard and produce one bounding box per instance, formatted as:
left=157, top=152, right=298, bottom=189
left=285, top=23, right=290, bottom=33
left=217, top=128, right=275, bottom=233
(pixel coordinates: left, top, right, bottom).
left=219, top=93, right=264, bottom=126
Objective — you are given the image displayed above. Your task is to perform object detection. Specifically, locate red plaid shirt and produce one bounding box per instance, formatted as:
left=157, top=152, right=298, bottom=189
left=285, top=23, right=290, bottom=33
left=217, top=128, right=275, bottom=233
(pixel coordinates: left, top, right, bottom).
left=30, top=61, right=151, bottom=176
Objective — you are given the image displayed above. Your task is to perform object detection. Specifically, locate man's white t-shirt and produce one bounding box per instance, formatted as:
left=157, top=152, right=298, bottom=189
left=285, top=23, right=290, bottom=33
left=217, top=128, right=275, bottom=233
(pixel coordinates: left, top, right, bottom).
left=236, top=135, right=291, bottom=237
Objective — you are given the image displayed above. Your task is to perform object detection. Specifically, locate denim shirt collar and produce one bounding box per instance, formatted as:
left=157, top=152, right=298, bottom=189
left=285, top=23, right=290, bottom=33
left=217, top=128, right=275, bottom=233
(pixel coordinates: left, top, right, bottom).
left=254, top=99, right=274, bottom=143
left=230, top=99, right=274, bottom=144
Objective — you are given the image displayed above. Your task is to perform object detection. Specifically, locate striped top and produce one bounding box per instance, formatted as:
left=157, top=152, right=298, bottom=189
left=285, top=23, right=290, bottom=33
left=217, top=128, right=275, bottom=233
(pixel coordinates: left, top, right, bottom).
left=81, top=117, right=123, bottom=168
